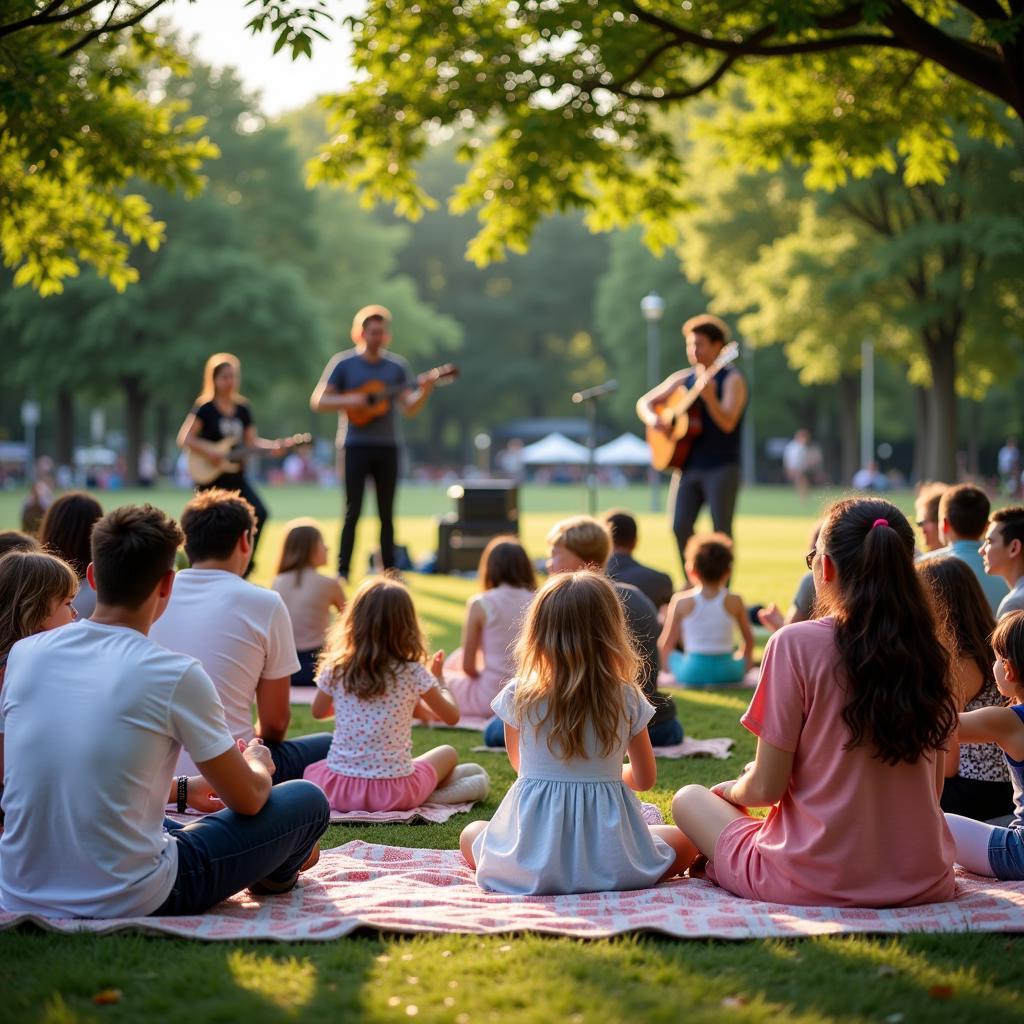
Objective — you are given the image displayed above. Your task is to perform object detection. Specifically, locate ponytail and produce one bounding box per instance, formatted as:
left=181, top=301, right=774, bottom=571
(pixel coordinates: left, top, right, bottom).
left=817, top=497, right=955, bottom=764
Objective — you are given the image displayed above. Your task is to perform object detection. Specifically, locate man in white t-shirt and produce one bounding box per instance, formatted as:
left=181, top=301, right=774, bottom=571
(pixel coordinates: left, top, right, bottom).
left=150, top=489, right=331, bottom=781
left=0, top=505, right=328, bottom=918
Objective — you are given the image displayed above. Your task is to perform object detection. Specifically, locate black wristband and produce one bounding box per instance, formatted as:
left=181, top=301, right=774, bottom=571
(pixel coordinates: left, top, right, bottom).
left=176, top=775, right=188, bottom=814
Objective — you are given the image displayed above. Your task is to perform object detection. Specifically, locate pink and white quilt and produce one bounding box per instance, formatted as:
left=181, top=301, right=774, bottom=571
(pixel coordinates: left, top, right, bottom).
left=2, top=842, right=1022, bottom=942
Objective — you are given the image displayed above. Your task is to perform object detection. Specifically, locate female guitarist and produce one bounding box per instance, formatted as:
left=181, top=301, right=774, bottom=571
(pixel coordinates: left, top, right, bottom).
left=177, top=352, right=284, bottom=576
left=636, top=315, right=748, bottom=578
left=309, top=305, right=436, bottom=580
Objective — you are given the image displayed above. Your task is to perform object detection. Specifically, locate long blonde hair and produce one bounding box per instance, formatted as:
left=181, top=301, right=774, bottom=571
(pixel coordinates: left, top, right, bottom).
left=318, top=576, right=426, bottom=698
left=276, top=518, right=324, bottom=586
left=0, top=551, right=78, bottom=660
left=195, top=352, right=246, bottom=405
left=512, top=570, right=643, bottom=760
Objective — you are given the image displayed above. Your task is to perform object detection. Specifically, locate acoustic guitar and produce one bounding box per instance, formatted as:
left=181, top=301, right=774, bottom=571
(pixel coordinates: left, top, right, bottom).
left=188, top=433, right=312, bottom=486
left=343, top=363, right=459, bottom=428
left=645, top=343, right=740, bottom=471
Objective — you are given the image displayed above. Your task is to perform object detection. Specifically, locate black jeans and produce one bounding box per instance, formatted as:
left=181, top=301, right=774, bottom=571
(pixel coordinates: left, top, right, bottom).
left=669, top=462, right=742, bottom=578
left=199, top=472, right=268, bottom=578
left=338, top=444, right=399, bottom=577
left=152, top=780, right=329, bottom=915
left=263, top=733, right=333, bottom=781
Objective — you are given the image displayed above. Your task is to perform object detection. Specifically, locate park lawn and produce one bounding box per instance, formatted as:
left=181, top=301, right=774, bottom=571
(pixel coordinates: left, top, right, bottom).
left=3, top=484, right=1018, bottom=1024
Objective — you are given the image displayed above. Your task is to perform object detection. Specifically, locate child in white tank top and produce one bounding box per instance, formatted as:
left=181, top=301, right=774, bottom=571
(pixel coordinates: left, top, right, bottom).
left=659, top=533, right=753, bottom=686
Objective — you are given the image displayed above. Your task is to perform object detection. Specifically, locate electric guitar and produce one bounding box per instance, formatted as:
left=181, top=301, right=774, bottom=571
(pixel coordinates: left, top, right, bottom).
left=188, top=433, right=312, bottom=486
left=343, top=363, right=459, bottom=428
left=645, top=343, right=740, bottom=471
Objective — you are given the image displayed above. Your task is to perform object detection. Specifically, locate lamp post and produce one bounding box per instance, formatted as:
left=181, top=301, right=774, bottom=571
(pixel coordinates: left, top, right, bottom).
left=641, top=292, right=665, bottom=511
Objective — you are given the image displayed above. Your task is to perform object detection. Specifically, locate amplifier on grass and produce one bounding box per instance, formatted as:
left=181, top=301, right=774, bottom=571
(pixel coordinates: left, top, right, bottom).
left=435, top=513, right=519, bottom=574
left=445, top=480, right=519, bottom=525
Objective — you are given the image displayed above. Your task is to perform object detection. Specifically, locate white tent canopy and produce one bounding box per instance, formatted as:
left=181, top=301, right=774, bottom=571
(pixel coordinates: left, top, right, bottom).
left=520, top=432, right=590, bottom=465
left=595, top=433, right=651, bottom=466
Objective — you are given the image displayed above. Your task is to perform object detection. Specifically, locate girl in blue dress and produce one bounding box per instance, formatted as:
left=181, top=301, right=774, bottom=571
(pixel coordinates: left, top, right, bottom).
left=460, top=570, right=693, bottom=895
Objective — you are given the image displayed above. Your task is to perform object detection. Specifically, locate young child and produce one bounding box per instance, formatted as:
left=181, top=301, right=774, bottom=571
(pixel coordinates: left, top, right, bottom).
left=460, top=570, right=693, bottom=895
left=0, top=550, right=80, bottom=818
left=944, top=610, right=1024, bottom=879
left=442, top=536, right=535, bottom=718
left=303, top=577, right=489, bottom=812
left=660, top=533, right=754, bottom=686
left=672, top=498, right=958, bottom=907
left=917, top=557, right=1012, bottom=821
left=981, top=505, right=1024, bottom=618
left=271, top=519, right=346, bottom=686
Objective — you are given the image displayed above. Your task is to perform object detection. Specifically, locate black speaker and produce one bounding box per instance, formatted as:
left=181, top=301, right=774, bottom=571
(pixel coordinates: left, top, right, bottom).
left=446, top=480, right=518, bottom=524
left=435, top=513, right=519, bottom=573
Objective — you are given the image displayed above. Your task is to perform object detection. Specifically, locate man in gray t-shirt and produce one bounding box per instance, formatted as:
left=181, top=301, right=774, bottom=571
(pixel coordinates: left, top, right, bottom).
left=310, top=305, right=434, bottom=578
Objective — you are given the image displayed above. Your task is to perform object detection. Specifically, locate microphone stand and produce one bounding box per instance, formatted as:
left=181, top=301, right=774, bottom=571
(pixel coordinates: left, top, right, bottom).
left=571, top=380, right=618, bottom=515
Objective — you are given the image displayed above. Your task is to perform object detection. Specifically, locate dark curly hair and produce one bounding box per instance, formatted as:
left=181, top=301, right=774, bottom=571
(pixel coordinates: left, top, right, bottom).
left=816, top=497, right=956, bottom=765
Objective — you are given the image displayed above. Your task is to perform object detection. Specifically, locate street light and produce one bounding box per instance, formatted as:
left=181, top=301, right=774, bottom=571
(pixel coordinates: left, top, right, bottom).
left=641, top=292, right=665, bottom=511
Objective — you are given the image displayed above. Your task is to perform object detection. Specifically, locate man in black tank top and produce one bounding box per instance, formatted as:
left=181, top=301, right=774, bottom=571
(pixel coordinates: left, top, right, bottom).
left=636, top=315, right=748, bottom=577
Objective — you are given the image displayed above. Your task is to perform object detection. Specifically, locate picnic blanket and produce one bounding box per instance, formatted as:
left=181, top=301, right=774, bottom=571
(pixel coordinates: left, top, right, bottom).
left=3, top=842, right=1022, bottom=941
left=165, top=802, right=478, bottom=827
left=472, top=737, right=735, bottom=760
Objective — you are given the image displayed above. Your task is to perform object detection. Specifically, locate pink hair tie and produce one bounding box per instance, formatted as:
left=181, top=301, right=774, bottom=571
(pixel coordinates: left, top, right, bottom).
left=871, top=518, right=889, bottom=529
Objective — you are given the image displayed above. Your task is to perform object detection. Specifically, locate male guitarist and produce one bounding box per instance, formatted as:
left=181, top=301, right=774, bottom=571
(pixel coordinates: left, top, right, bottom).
left=310, top=305, right=435, bottom=580
left=636, top=314, right=748, bottom=577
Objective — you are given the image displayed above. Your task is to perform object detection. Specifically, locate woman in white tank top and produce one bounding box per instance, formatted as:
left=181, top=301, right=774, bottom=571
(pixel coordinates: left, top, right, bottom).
left=658, top=534, right=753, bottom=687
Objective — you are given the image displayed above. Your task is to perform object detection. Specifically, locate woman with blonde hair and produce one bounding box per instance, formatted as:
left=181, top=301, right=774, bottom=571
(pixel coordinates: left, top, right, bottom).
left=460, top=570, right=693, bottom=894
left=272, top=520, right=346, bottom=687
left=176, top=352, right=284, bottom=574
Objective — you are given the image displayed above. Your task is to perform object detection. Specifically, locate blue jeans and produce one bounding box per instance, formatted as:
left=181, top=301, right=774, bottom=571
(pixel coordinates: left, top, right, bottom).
left=648, top=717, right=684, bottom=747
left=989, top=825, right=1024, bottom=880
left=483, top=716, right=506, bottom=748
left=264, top=733, right=332, bottom=782
left=152, top=780, right=330, bottom=915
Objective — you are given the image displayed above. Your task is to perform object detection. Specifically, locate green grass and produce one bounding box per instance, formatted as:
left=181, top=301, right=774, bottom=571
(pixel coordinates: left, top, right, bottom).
left=2, top=483, right=1020, bottom=1024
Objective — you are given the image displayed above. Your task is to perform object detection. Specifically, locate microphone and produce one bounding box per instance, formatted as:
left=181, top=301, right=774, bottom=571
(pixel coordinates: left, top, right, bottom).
left=572, top=380, right=618, bottom=403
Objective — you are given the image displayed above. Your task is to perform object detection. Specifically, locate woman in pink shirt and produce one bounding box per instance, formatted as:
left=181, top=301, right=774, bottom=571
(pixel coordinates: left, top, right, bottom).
left=672, top=497, right=958, bottom=907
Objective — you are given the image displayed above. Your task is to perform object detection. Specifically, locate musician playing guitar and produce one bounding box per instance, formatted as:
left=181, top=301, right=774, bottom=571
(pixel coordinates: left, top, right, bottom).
left=310, top=304, right=436, bottom=580
left=177, top=352, right=289, bottom=577
left=636, top=315, right=748, bottom=578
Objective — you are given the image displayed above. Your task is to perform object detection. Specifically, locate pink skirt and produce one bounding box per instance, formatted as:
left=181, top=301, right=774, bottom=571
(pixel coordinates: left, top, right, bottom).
left=303, top=760, right=438, bottom=812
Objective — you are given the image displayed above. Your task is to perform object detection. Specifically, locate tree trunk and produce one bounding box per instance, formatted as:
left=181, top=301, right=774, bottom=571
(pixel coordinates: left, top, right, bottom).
left=123, top=375, right=145, bottom=487
left=154, top=401, right=169, bottom=474
left=965, top=399, right=981, bottom=478
left=54, top=387, right=74, bottom=471
left=837, top=373, right=859, bottom=485
left=912, top=386, right=930, bottom=483
left=925, top=338, right=958, bottom=482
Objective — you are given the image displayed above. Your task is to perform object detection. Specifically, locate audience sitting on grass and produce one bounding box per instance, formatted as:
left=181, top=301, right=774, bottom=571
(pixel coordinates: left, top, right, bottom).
left=603, top=509, right=675, bottom=611
left=0, top=549, right=79, bottom=824
left=150, top=489, right=332, bottom=782
left=918, top=483, right=1006, bottom=615
left=483, top=516, right=681, bottom=749
left=39, top=491, right=103, bottom=620
left=271, top=519, right=346, bottom=687
left=672, top=497, right=958, bottom=908
left=981, top=506, right=1024, bottom=619
left=0, top=531, right=39, bottom=558
left=917, top=557, right=1013, bottom=822
left=0, top=505, right=329, bottom=917
left=757, top=524, right=820, bottom=635
left=460, top=571, right=692, bottom=894
left=914, top=482, right=949, bottom=555
left=441, top=536, right=536, bottom=720
left=304, top=576, right=489, bottom=812
left=660, top=534, right=754, bottom=687
left=944, top=610, right=1024, bottom=881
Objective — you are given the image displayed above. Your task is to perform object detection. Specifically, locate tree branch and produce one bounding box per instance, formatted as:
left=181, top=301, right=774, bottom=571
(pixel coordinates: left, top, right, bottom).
left=0, top=1, right=85, bottom=39
left=57, top=0, right=168, bottom=58
left=956, top=1, right=1010, bottom=21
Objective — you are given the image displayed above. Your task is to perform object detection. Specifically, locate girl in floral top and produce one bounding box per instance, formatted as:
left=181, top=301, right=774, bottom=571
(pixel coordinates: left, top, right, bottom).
left=917, top=556, right=1013, bottom=821
left=303, top=576, right=488, bottom=811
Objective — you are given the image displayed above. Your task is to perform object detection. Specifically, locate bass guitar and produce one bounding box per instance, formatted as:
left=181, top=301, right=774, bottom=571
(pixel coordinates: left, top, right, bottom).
left=645, top=343, right=740, bottom=471
left=344, top=363, right=459, bottom=428
left=188, top=432, right=312, bottom=486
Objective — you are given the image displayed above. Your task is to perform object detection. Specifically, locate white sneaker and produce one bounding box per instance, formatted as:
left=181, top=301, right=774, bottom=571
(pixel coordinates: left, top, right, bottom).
left=430, top=763, right=490, bottom=804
